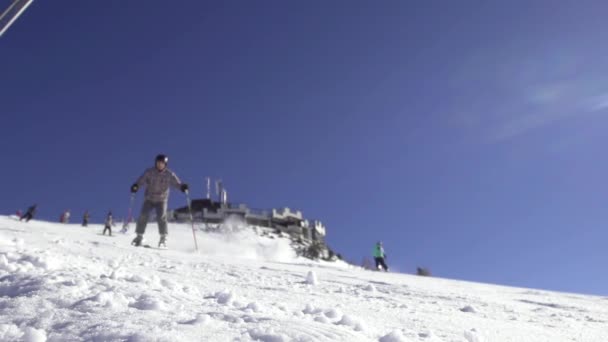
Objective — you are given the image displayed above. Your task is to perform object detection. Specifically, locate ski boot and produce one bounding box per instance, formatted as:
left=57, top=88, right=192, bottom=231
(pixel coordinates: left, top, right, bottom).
left=131, top=234, right=143, bottom=246
left=158, top=235, right=167, bottom=249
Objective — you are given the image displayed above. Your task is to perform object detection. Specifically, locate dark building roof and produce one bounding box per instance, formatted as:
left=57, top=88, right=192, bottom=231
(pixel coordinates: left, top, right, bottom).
left=174, top=199, right=221, bottom=213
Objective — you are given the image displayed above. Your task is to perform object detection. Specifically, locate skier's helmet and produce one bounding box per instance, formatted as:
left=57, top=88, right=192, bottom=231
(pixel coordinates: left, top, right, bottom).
left=155, top=154, right=168, bottom=164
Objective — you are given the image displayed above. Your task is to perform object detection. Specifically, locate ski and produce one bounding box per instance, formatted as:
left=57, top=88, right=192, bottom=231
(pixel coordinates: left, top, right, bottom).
left=142, top=244, right=167, bottom=250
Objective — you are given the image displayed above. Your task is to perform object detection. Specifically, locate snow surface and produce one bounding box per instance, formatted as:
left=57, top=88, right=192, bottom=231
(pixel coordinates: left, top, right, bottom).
left=0, top=216, right=606, bottom=341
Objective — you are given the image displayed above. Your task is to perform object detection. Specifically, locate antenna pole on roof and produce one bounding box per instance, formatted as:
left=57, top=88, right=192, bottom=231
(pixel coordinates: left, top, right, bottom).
left=205, top=177, right=210, bottom=199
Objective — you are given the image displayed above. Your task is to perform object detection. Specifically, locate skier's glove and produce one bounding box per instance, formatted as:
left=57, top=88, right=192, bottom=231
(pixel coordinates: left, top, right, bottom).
left=130, top=184, right=139, bottom=193
left=180, top=183, right=189, bottom=193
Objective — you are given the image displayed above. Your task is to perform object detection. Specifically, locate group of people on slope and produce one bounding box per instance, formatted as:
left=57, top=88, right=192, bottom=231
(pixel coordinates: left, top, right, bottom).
left=18, top=154, right=388, bottom=262
left=19, top=154, right=189, bottom=248
left=20, top=207, right=115, bottom=236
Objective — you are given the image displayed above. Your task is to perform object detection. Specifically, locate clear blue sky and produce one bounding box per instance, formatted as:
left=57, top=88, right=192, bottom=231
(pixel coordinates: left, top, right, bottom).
left=3, top=1, right=608, bottom=295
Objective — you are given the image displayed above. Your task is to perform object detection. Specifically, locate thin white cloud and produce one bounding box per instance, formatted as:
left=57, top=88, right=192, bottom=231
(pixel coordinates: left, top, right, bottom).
left=488, top=82, right=576, bottom=140
left=586, top=93, right=608, bottom=112
left=452, top=47, right=608, bottom=142
left=462, top=79, right=607, bottom=142
left=490, top=108, right=572, bottom=141
left=526, top=83, right=570, bottom=105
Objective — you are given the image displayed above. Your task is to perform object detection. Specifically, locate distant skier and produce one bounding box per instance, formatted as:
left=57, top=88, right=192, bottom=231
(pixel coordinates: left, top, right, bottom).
left=373, top=241, right=389, bottom=271
left=19, top=204, right=37, bottom=222
left=16, top=209, right=22, bottom=218
left=130, top=154, right=188, bottom=248
left=103, top=211, right=113, bottom=236
left=60, top=209, right=71, bottom=223
left=82, top=211, right=90, bottom=227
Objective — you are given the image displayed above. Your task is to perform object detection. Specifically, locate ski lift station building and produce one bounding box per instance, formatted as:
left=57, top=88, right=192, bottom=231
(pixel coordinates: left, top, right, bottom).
left=171, top=199, right=327, bottom=243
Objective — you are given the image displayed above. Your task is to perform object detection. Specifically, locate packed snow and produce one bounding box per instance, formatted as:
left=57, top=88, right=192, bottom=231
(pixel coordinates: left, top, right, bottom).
left=0, top=216, right=606, bottom=341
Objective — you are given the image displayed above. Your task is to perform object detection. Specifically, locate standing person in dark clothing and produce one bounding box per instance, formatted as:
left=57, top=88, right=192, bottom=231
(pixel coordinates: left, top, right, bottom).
left=20, top=204, right=37, bottom=222
left=130, top=154, right=188, bottom=248
left=82, top=211, right=90, bottom=227
left=103, top=211, right=113, bottom=236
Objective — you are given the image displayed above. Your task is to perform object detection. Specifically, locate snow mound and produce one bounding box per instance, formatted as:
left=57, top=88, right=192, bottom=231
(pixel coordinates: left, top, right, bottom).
left=306, top=270, right=318, bottom=285
left=460, top=305, right=477, bottom=313
left=337, top=314, right=367, bottom=332
left=379, top=330, right=411, bottom=342
left=130, top=294, right=165, bottom=311
left=23, top=327, right=47, bottom=342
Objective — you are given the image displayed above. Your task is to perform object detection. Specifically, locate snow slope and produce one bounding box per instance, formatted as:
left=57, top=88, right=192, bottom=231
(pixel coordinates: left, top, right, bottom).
left=0, top=216, right=605, bottom=342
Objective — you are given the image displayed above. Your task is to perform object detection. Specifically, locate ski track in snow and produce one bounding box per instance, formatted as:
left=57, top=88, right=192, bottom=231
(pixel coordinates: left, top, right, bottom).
left=0, top=216, right=606, bottom=342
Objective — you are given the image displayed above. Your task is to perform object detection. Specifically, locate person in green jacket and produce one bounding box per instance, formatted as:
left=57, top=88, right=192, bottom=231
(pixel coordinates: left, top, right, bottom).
left=373, top=241, right=389, bottom=271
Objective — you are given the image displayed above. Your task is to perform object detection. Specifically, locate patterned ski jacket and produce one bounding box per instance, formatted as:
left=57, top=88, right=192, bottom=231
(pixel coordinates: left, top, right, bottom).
left=135, top=167, right=183, bottom=203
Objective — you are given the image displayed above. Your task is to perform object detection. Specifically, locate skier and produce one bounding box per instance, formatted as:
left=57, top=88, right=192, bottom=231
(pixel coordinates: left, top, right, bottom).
left=82, top=211, right=90, bottom=227
left=103, top=211, right=113, bottom=236
left=130, top=154, right=188, bottom=248
left=19, top=204, right=37, bottom=222
left=373, top=241, right=389, bottom=271
left=60, top=209, right=71, bottom=223
left=16, top=209, right=22, bottom=219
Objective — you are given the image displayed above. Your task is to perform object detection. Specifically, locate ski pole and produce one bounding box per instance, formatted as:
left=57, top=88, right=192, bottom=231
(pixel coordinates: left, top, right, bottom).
left=123, top=193, right=135, bottom=233
left=185, top=190, right=199, bottom=251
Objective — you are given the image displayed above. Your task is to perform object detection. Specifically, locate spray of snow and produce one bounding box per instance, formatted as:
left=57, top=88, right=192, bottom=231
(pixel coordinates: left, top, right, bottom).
left=195, top=223, right=297, bottom=262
